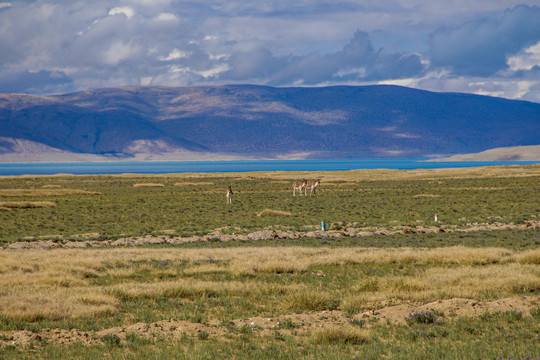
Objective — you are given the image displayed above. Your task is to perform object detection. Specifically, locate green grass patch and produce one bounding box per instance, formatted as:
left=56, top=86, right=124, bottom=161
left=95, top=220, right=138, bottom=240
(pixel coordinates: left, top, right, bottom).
left=0, top=169, right=537, bottom=242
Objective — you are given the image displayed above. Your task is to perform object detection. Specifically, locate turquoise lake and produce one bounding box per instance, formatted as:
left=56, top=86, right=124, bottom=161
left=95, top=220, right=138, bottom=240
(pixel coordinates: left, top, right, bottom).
left=0, top=159, right=537, bottom=176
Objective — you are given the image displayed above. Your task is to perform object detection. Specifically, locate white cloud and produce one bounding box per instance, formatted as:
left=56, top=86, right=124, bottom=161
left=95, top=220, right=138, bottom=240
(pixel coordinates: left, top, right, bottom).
left=140, top=76, right=153, bottom=86
left=467, top=80, right=535, bottom=100
left=209, top=53, right=229, bottom=61
left=108, top=6, right=135, bottom=18
left=374, top=68, right=540, bottom=103
left=0, top=2, right=11, bottom=9
left=393, top=133, right=420, bottom=139
left=195, top=64, right=230, bottom=78
left=159, top=49, right=190, bottom=61
left=170, top=65, right=191, bottom=73
left=507, top=41, right=540, bottom=71
left=154, top=13, right=178, bottom=22
left=103, top=41, right=139, bottom=66
left=333, top=67, right=368, bottom=78
left=126, top=0, right=170, bottom=6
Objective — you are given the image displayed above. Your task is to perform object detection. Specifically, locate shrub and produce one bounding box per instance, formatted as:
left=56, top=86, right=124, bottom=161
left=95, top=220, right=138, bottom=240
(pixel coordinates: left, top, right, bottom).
left=278, top=318, right=298, bottom=329
left=348, top=318, right=366, bottom=327
left=102, top=334, right=121, bottom=347
left=197, top=331, right=209, bottom=340
left=405, top=310, right=439, bottom=325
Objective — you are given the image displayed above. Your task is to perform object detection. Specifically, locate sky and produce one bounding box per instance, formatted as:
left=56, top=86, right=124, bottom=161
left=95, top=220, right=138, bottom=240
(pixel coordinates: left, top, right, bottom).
left=1, top=1, right=540, bottom=102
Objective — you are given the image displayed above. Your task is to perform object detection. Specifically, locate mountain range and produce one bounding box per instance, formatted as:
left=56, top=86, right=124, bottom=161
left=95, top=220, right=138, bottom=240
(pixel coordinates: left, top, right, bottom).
left=0, top=85, right=539, bottom=162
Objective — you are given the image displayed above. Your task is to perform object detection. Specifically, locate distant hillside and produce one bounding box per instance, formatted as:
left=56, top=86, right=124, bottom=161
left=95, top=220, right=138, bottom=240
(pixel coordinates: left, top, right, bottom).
left=431, top=145, right=540, bottom=161
left=0, top=85, right=539, bottom=161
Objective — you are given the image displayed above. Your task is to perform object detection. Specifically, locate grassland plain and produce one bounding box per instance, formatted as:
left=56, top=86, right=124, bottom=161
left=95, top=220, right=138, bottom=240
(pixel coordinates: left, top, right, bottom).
left=0, top=165, right=539, bottom=359
left=0, top=165, right=539, bottom=243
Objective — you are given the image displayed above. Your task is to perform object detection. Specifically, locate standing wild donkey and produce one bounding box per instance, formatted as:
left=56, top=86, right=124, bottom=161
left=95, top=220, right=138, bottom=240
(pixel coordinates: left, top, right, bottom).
left=292, top=180, right=308, bottom=196
left=305, top=180, right=320, bottom=196
left=226, top=186, right=233, bottom=204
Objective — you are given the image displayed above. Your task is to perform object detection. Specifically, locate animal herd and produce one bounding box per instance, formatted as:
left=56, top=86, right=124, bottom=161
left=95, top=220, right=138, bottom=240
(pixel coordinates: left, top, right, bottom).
left=226, top=179, right=320, bottom=203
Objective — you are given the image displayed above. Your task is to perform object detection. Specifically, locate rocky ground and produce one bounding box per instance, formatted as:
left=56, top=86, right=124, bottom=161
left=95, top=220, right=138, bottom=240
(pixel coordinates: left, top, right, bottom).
left=3, top=220, right=539, bottom=250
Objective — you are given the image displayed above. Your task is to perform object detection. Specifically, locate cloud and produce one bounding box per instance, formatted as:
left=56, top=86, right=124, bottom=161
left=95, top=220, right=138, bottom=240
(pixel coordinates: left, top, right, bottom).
left=507, top=41, right=540, bottom=71
left=0, top=0, right=539, bottom=103
left=160, top=49, right=190, bottom=61
left=102, top=41, right=141, bottom=66
left=153, top=12, right=178, bottom=22
left=218, top=31, right=425, bottom=85
left=428, top=5, right=540, bottom=76
left=377, top=67, right=540, bottom=103
left=108, top=6, right=135, bottom=18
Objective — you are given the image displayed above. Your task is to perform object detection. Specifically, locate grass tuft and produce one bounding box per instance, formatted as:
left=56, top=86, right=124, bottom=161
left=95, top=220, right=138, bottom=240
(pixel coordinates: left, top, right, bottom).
left=0, top=188, right=100, bottom=196
left=133, top=183, right=165, bottom=188
left=313, top=326, right=369, bottom=344
left=0, top=201, right=56, bottom=209
left=174, top=182, right=213, bottom=186
left=283, top=288, right=339, bottom=311
left=256, top=209, right=293, bottom=217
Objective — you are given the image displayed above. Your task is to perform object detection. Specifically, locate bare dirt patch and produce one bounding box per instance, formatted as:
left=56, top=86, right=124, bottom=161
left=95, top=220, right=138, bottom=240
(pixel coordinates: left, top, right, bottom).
left=1, top=296, right=538, bottom=348
left=357, top=296, right=540, bottom=325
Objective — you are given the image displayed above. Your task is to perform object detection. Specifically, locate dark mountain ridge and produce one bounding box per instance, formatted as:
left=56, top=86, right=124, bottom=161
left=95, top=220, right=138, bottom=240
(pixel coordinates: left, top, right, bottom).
left=0, top=84, right=539, bottom=160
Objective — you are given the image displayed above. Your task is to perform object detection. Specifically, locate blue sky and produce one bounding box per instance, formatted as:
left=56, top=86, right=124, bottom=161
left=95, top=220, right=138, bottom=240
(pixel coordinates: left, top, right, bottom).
left=1, top=0, right=540, bottom=102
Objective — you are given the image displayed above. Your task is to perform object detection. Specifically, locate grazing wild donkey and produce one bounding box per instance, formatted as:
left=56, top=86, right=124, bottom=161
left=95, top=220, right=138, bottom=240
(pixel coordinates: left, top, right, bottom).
left=226, top=186, right=233, bottom=204
left=292, top=180, right=308, bottom=196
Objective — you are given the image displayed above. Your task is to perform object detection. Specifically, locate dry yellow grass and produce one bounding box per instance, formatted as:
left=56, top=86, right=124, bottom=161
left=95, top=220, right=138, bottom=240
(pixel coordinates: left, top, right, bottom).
left=256, top=209, right=293, bottom=217
left=154, top=164, right=538, bottom=182
left=509, top=248, right=540, bottom=264
left=0, top=188, right=100, bottom=197
left=0, top=201, right=56, bottom=209
left=1, top=165, right=537, bottom=183
left=0, top=289, right=117, bottom=321
left=349, top=264, right=538, bottom=300
left=283, top=288, right=338, bottom=311
left=105, top=279, right=290, bottom=300
left=414, top=194, right=441, bottom=198
left=0, top=246, right=538, bottom=322
left=173, top=182, right=214, bottom=186
left=313, top=326, right=369, bottom=344
left=133, top=183, right=165, bottom=188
